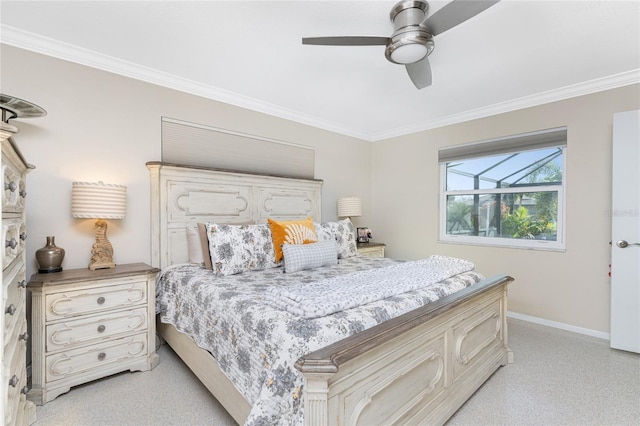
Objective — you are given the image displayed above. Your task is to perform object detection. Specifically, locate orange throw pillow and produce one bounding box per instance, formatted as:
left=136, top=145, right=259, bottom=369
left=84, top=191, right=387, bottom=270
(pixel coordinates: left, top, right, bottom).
left=268, top=217, right=318, bottom=262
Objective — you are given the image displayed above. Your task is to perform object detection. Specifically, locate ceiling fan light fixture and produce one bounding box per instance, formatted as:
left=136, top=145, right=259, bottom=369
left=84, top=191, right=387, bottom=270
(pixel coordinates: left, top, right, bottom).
left=385, top=31, right=434, bottom=64
left=389, top=42, right=428, bottom=64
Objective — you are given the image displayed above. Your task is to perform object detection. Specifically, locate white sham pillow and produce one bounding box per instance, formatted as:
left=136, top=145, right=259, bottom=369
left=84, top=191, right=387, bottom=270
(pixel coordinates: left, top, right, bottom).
left=186, top=224, right=205, bottom=265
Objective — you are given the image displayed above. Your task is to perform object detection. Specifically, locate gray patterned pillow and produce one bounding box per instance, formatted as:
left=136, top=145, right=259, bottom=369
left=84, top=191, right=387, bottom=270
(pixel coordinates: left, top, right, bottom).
left=205, top=223, right=278, bottom=275
left=282, top=240, right=338, bottom=273
left=314, top=218, right=358, bottom=259
left=314, top=222, right=333, bottom=241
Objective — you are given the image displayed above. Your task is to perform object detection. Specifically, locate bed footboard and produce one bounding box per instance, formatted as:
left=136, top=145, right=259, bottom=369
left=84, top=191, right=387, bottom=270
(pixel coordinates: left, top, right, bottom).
left=295, top=274, right=513, bottom=426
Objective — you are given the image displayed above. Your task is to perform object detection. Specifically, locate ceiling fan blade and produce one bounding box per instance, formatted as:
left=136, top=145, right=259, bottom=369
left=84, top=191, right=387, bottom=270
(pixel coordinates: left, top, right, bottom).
left=302, top=36, right=390, bottom=46
left=423, top=0, right=500, bottom=36
left=406, top=55, right=432, bottom=89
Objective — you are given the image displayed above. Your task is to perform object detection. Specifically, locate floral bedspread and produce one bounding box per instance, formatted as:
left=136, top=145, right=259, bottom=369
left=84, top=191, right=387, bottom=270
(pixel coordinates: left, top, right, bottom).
left=156, top=256, right=484, bottom=425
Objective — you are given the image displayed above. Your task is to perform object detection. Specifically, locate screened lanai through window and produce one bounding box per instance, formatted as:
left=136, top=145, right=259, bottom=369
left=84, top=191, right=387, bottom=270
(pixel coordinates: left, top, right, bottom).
left=439, top=127, right=566, bottom=250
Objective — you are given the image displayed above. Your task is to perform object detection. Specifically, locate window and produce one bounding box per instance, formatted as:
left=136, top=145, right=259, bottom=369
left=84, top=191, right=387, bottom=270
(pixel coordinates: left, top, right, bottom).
left=439, top=127, right=566, bottom=250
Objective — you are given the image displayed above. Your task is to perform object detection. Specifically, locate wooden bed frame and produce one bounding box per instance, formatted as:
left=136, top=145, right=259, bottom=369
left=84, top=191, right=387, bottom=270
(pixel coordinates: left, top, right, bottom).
left=148, top=162, right=513, bottom=425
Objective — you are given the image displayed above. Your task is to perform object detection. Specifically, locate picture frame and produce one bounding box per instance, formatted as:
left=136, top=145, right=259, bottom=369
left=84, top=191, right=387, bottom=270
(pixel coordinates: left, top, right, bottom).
left=357, top=227, right=372, bottom=243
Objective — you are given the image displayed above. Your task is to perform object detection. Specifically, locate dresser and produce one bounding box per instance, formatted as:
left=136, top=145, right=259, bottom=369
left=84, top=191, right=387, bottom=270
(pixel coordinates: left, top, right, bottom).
left=27, top=263, right=160, bottom=405
left=357, top=242, right=386, bottom=258
left=1, top=122, right=36, bottom=425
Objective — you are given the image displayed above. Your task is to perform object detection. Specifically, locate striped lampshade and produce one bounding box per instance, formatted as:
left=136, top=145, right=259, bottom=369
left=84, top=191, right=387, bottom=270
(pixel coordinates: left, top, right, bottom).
left=71, top=181, right=127, bottom=219
left=337, top=197, right=362, bottom=218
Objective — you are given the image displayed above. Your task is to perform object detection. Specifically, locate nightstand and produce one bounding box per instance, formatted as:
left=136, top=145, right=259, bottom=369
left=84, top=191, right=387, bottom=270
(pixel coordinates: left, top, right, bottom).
left=27, top=263, right=160, bottom=405
left=357, top=242, right=386, bottom=258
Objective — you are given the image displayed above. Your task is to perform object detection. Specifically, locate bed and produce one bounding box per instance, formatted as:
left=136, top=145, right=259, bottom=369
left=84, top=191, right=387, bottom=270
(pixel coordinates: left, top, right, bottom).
left=147, top=162, right=513, bottom=425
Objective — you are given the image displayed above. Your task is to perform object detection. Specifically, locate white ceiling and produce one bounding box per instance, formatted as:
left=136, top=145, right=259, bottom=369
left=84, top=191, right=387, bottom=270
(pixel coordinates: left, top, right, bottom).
left=1, top=1, right=639, bottom=141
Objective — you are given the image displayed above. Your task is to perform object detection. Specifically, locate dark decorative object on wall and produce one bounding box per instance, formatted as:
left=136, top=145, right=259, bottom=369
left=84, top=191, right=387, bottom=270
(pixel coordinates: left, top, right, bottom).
left=35, top=236, right=65, bottom=273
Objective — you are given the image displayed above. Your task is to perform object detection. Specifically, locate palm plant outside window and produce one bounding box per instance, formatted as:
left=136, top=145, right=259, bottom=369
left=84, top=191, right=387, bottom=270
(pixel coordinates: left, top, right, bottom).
left=439, top=128, right=566, bottom=250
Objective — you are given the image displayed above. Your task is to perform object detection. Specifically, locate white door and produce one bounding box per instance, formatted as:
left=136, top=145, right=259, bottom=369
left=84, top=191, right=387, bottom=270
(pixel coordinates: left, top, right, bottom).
left=610, top=109, right=640, bottom=353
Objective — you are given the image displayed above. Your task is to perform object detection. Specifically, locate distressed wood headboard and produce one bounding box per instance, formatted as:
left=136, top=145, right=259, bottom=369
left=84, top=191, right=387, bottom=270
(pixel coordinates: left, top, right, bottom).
left=147, top=162, right=323, bottom=269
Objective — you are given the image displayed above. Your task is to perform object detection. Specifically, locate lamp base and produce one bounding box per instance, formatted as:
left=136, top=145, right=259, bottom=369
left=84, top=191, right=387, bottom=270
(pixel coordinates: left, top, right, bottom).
left=89, top=219, right=116, bottom=271
left=89, top=261, right=116, bottom=271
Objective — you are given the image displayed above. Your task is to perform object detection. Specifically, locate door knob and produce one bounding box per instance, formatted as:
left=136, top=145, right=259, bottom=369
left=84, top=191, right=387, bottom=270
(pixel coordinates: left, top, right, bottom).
left=616, top=240, right=640, bottom=248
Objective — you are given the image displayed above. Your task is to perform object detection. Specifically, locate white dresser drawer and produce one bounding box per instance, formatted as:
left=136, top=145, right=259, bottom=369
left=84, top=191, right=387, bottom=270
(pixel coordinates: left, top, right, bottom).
left=3, top=257, right=26, bottom=296
left=4, top=318, right=28, bottom=375
left=45, top=280, right=147, bottom=321
left=4, top=293, right=26, bottom=351
left=45, top=333, right=148, bottom=383
left=3, top=217, right=26, bottom=267
left=2, top=158, right=27, bottom=212
left=47, top=307, right=148, bottom=352
left=4, top=301, right=26, bottom=356
left=3, top=262, right=26, bottom=345
left=5, top=342, right=28, bottom=426
left=4, top=317, right=28, bottom=426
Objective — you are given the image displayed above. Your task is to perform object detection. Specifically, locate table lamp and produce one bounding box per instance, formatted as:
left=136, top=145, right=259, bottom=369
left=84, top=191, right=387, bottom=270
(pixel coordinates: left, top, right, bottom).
left=71, top=181, right=126, bottom=270
left=337, top=196, right=362, bottom=220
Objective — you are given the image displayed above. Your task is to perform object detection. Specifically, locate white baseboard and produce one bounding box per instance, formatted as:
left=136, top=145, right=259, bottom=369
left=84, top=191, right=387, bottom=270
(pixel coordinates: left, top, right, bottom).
left=507, top=311, right=610, bottom=341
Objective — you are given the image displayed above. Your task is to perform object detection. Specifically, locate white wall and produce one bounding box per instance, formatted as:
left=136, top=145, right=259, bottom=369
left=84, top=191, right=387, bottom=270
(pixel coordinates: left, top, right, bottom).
left=4, top=43, right=639, bottom=337
left=0, top=45, right=372, bottom=278
left=370, top=85, right=640, bottom=335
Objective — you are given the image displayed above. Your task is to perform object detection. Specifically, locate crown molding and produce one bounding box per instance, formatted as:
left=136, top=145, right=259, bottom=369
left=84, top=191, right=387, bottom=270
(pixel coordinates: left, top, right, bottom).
left=371, top=68, right=640, bottom=141
left=3, top=25, right=638, bottom=143
left=0, top=25, right=372, bottom=141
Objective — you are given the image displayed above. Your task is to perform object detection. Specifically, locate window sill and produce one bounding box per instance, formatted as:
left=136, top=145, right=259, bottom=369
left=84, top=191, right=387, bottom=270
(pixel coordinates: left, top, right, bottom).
left=438, top=237, right=566, bottom=252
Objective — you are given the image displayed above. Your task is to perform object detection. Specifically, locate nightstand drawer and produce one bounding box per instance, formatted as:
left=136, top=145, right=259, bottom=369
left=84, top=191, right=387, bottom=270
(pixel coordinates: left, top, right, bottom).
left=45, top=280, right=147, bottom=321
left=46, top=307, right=148, bottom=352
left=357, top=242, right=386, bottom=258
left=46, top=333, right=148, bottom=383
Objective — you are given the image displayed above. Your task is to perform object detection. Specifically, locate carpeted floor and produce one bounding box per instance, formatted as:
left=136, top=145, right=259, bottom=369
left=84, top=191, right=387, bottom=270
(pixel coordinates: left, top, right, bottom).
left=33, top=318, right=640, bottom=425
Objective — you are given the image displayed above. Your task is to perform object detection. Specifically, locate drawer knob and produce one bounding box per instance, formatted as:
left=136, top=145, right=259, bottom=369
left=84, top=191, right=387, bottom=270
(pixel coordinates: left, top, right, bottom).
left=20, top=232, right=27, bottom=241
left=8, top=375, right=19, bottom=387
left=6, top=238, right=17, bottom=249
left=97, top=325, right=106, bottom=333
left=97, top=296, right=106, bottom=305
left=5, top=181, right=17, bottom=192
left=18, top=280, right=27, bottom=288
left=97, top=352, right=106, bottom=361
left=19, top=331, right=29, bottom=341
left=5, top=304, right=16, bottom=316
left=19, top=189, right=27, bottom=198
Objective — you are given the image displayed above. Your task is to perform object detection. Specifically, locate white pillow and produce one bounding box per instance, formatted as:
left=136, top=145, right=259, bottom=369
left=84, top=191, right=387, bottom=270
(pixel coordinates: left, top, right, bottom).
left=186, top=224, right=205, bottom=265
left=196, top=223, right=214, bottom=270
left=282, top=240, right=338, bottom=273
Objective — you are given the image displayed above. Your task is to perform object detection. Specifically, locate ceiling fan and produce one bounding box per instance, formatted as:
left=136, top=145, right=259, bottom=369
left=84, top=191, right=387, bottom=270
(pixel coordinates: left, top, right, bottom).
left=302, top=0, right=499, bottom=89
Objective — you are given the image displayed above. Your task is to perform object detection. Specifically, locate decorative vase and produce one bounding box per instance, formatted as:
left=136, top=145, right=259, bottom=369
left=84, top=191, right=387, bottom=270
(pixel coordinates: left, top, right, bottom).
left=35, top=236, right=65, bottom=273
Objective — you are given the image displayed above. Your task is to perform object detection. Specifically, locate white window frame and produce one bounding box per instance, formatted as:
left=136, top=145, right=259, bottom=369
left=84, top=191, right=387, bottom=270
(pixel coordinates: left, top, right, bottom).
left=438, top=129, right=567, bottom=251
